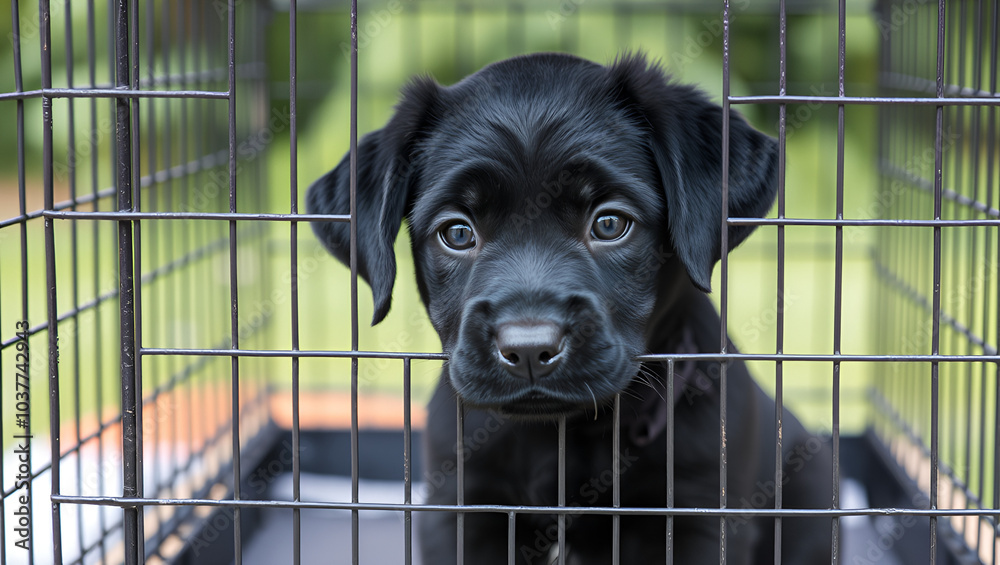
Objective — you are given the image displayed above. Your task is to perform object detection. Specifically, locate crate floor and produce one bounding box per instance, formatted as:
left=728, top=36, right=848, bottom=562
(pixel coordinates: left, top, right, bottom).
left=241, top=507, right=419, bottom=565
left=235, top=473, right=899, bottom=564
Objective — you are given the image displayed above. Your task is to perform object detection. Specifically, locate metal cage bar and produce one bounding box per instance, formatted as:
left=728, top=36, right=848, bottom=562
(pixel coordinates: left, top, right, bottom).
left=0, top=1, right=998, bottom=564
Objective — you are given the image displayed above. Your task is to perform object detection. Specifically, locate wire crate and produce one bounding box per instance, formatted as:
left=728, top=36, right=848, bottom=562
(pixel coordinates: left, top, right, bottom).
left=1, top=0, right=997, bottom=563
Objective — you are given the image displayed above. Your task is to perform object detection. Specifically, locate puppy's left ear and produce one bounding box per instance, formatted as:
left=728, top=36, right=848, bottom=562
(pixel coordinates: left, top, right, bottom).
left=306, top=78, right=440, bottom=324
left=608, top=55, right=778, bottom=292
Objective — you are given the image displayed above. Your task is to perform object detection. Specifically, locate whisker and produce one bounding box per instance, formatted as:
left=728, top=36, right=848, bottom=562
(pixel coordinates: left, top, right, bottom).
left=584, top=383, right=598, bottom=420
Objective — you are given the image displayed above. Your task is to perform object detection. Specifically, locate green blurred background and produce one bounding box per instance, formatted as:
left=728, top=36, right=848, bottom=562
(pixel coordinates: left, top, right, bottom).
left=1, top=0, right=892, bottom=441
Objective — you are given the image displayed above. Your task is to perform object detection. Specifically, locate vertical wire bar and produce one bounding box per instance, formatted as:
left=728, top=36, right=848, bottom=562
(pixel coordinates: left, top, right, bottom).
left=665, top=360, right=675, bottom=565
left=940, top=0, right=958, bottom=523
left=832, top=1, right=847, bottom=562
left=403, top=12, right=419, bottom=559
left=63, top=0, right=87, bottom=555
left=9, top=0, right=26, bottom=557
left=456, top=398, right=465, bottom=565
left=5, top=17, right=25, bottom=564
left=911, top=3, right=925, bottom=457
left=1, top=224, right=5, bottom=564
left=113, top=0, right=139, bottom=560
left=557, top=414, right=566, bottom=565
left=176, top=1, right=191, bottom=525
left=720, top=1, right=732, bottom=562
left=895, top=0, right=910, bottom=448
left=128, top=0, right=152, bottom=561
left=160, top=0, right=179, bottom=523
left=12, top=0, right=26, bottom=320
left=85, top=0, right=108, bottom=557
left=144, top=0, right=159, bottom=536
left=987, top=3, right=999, bottom=562
left=949, top=0, right=968, bottom=526
left=130, top=0, right=145, bottom=552
left=192, top=0, right=210, bottom=483
left=775, top=0, right=788, bottom=562
left=403, top=359, right=412, bottom=565
left=612, top=394, right=621, bottom=565
left=40, top=0, right=63, bottom=560
left=349, top=1, right=361, bottom=563
left=288, top=0, right=302, bottom=563
left=507, top=512, right=516, bottom=565
left=966, top=2, right=987, bottom=550
left=899, top=0, right=913, bottom=454
left=931, top=1, right=947, bottom=562
left=227, top=0, right=242, bottom=561
left=142, top=0, right=161, bottom=547
left=130, top=0, right=145, bottom=548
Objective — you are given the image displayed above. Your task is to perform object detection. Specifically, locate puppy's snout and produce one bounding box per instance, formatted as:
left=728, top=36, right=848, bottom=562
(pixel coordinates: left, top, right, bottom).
left=495, top=322, right=565, bottom=380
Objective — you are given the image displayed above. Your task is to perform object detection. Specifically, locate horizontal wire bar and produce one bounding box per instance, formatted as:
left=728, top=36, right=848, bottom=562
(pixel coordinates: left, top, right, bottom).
left=44, top=211, right=349, bottom=222
left=729, top=218, right=1000, bottom=227
left=48, top=495, right=1000, bottom=518
left=0, top=87, right=229, bottom=102
left=0, top=286, right=119, bottom=350
left=19, top=87, right=998, bottom=107
left=730, top=95, right=1000, bottom=106
left=1, top=148, right=231, bottom=230
left=37, top=212, right=1000, bottom=226
left=273, top=0, right=876, bottom=15
left=637, top=353, right=1000, bottom=363
left=141, top=347, right=449, bottom=360
left=0, top=223, right=251, bottom=351
left=0, top=186, right=117, bottom=230
left=137, top=347, right=1000, bottom=363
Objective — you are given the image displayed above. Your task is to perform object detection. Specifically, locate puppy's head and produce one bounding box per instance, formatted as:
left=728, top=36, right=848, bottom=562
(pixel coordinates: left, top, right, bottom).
left=308, top=53, right=777, bottom=418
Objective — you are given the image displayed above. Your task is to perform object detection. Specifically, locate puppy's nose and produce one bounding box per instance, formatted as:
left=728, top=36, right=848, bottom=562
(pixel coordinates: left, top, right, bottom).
left=495, top=322, right=565, bottom=380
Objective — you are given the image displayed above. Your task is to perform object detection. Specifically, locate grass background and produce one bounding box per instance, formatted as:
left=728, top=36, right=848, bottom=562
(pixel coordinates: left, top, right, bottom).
left=2, top=0, right=987, bottom=449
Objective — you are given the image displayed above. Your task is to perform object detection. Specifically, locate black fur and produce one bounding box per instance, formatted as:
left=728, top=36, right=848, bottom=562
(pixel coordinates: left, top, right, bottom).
left=308, top=52, right=833, bottom=564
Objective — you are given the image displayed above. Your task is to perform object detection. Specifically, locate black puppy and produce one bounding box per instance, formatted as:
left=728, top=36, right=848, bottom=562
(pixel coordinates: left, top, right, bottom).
left=308, top=53, right=833, bottom=564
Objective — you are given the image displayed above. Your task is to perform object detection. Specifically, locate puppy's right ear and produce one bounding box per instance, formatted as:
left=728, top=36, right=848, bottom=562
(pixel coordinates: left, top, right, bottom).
left=307, top=78, right=440, bottom=325
left=607, top=54, right=778, bottom=293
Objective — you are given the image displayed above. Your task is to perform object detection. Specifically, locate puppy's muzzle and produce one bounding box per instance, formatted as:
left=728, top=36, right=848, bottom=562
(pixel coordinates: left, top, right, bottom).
left=495, top=322, right=565, bottom=381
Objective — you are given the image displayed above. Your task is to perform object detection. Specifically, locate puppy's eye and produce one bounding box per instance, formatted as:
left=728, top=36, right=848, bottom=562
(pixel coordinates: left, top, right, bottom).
left=591, top=214, right=631, bottom=241
left=440, top=222, right=477, bottom=250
